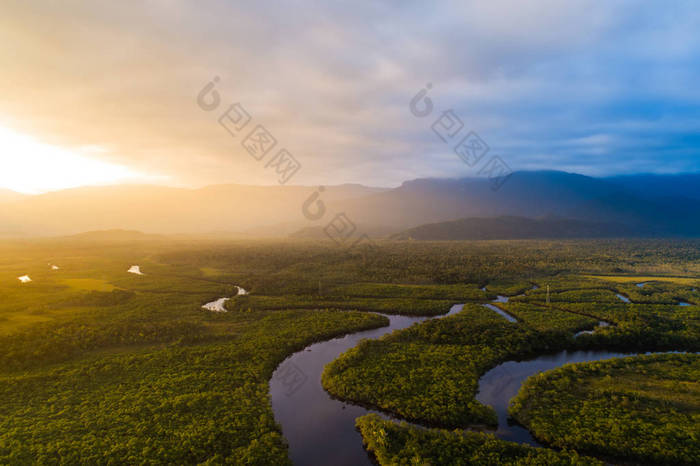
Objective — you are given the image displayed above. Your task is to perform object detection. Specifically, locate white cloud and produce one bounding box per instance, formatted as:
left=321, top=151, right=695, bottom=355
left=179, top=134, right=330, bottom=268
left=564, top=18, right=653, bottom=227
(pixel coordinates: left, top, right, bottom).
left=0, top=0, right=697, bottom=191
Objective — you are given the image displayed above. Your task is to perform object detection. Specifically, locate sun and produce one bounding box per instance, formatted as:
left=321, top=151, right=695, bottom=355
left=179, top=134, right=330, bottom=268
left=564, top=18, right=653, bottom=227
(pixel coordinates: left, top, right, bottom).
left=0, top=125, right=154, bottom=194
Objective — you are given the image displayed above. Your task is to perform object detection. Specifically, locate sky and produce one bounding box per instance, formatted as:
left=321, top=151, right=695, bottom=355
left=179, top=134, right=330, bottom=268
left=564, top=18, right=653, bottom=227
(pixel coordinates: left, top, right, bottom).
left=0, top=0, right=699, bottom=193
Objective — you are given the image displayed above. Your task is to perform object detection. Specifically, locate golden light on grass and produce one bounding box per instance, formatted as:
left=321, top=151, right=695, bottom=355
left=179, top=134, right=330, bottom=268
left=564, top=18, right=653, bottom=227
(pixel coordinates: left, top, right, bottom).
left=585, top=275, right=699, bottom=286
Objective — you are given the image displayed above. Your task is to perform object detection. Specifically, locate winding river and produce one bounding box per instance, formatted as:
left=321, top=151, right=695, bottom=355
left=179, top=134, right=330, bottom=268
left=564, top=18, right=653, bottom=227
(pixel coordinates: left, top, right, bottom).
left=270, top=305, right=465, bottom=466
left=475, top=348, right=631, bottom=446
left=268, top=288, right=677, bottom=465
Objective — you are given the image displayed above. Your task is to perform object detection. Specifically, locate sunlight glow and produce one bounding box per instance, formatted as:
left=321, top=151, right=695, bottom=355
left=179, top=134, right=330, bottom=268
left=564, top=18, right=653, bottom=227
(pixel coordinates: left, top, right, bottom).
left=0, top=125, right=158, bottom=194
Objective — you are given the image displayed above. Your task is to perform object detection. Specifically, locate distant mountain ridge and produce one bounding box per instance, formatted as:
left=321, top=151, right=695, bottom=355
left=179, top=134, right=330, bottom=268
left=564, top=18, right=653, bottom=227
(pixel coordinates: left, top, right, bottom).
left=0, top=183, right=388, bottom=237
left=1, top=171, right=699, bottom=238
left=604, top=174, right=700, bottom=201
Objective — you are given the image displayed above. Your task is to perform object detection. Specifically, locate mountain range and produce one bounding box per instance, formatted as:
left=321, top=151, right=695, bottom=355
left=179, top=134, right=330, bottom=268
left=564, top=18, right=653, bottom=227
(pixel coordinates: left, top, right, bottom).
left=1, top=171, right=699, bottom=238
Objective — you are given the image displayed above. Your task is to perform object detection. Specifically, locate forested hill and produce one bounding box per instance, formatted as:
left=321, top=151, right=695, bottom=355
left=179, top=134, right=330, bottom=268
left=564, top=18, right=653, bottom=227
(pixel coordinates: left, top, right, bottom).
left=392, top=216, right=637, bottom=240
left=334, top=171, right=700, bottom=236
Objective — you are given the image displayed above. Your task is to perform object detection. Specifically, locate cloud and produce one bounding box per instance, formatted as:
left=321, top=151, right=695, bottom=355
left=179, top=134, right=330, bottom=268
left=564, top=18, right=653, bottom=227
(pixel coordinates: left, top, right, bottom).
left=0, top=0, right=698, bottom=190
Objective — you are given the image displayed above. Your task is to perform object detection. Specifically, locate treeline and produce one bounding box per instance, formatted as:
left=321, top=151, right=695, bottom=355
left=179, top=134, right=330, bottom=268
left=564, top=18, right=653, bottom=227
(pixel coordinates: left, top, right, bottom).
left=159, top=239, right=700, bottom=294
left=225, top=294, right=458, bottom=316
left=356, top=414, right=602, bottom=465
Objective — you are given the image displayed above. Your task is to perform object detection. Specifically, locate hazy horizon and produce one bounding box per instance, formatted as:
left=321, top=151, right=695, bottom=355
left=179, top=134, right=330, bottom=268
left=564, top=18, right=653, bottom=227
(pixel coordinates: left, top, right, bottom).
left=3, top=169, right=700, bottom=197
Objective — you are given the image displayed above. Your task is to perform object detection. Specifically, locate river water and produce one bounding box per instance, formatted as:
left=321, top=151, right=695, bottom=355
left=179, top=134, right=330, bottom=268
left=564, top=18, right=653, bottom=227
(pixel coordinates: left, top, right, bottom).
left=269, top=290, right=671, bottom=465
left=475, top=349, right=630, bottom=445
left=269, top=304, right=464, bottom=466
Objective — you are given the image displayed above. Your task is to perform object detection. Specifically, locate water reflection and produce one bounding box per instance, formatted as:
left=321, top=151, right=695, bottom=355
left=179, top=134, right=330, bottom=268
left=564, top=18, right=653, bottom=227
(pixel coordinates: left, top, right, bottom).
left=574, top=320, right=611, bottom=338
left=127, top=265, right=144, bottom=275
left=483, top=303, right=518, bottom=323
left=202, top=297, right=229, bottom=312
left=476, top=349, right=630, bottom=445
left=270, top=304, right=464, bottom=466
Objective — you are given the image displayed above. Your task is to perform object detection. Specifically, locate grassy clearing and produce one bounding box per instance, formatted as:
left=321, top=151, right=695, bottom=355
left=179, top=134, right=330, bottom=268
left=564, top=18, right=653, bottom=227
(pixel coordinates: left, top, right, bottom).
left=199, top=266, right=223, bottom=277
left=60, top=278, right=117, bottom=292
